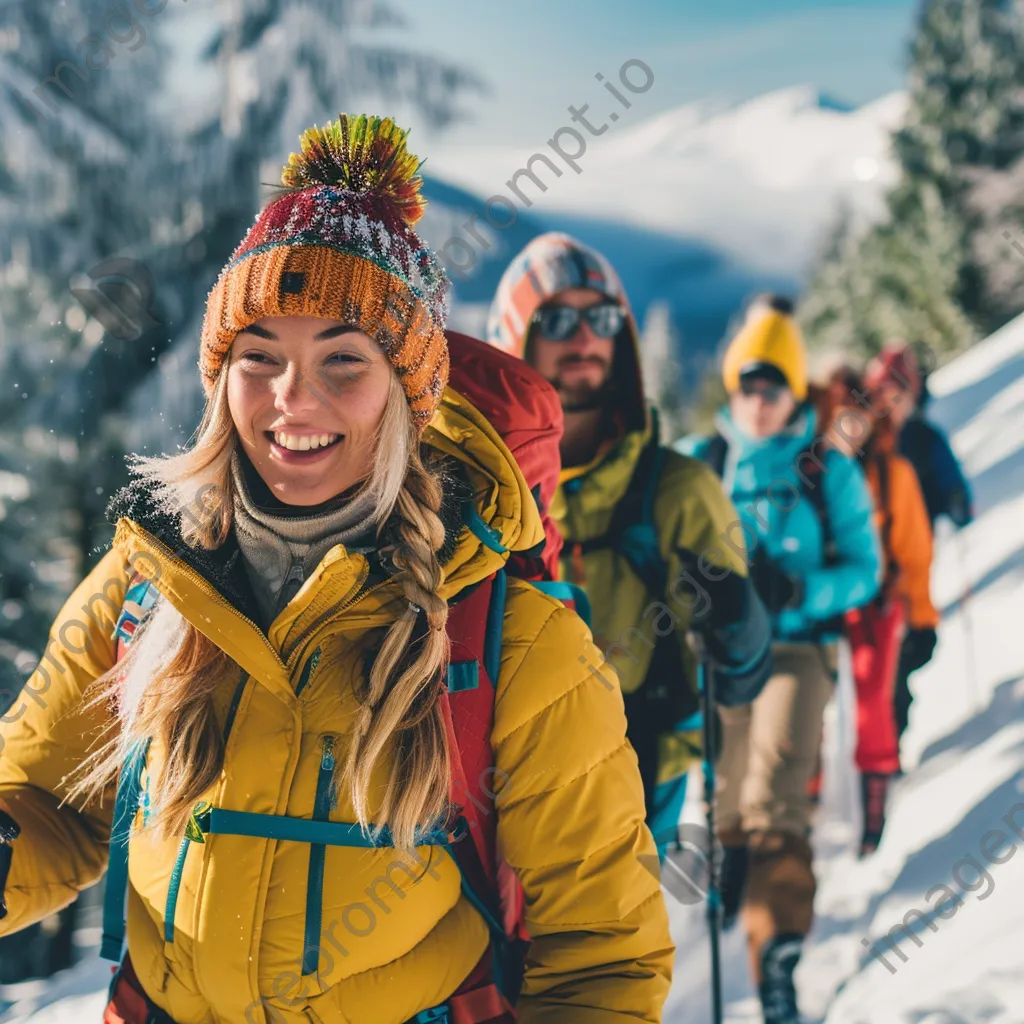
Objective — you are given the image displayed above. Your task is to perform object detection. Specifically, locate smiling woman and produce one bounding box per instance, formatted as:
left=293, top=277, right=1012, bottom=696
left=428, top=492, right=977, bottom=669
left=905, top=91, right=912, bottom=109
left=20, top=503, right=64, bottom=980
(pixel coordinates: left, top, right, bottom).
left=227, top=317, right=401, bottom=505
left=0, top=113, right=672, bottom=1024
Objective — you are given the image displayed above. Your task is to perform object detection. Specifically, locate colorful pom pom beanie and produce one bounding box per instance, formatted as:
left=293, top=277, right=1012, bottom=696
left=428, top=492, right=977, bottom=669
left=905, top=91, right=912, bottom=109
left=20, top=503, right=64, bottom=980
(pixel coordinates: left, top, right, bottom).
left=200, top=114, right=451, bottom=432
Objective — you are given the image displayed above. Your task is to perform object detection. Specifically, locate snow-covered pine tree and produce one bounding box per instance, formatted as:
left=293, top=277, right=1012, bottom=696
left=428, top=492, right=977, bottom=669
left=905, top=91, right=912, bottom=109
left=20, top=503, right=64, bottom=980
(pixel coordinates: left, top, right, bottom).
left=799, top=187, right=975, bottom=359
left=800, top=0, right=1024, bottom=356
left=893, top=0, right=1024, bottom=326
left=0, top=0, right=178, bottom=708
left=965, top=153, right=1024, bottom=322
left=894, top=0, right=1024, bottom=201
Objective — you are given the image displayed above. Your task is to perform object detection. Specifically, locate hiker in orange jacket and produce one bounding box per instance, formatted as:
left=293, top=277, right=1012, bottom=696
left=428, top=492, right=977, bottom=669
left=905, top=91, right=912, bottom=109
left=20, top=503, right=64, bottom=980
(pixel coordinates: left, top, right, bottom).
left=0, top=116, right=672, bottom=1024
left=822, top=365, right=939, bottom=854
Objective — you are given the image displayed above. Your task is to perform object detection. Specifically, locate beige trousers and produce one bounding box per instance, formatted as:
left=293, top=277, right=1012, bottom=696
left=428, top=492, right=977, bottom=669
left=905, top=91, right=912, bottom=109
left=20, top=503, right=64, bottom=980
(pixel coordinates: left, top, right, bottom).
left=717, top=642, right=834, bottom=837
left=716, top=643, right=835, bottom=974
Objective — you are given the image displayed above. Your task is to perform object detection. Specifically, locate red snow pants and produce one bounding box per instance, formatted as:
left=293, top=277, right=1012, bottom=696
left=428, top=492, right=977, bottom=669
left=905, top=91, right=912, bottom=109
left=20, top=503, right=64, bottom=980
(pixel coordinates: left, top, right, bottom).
left=846, top=599, right=907, bottom=776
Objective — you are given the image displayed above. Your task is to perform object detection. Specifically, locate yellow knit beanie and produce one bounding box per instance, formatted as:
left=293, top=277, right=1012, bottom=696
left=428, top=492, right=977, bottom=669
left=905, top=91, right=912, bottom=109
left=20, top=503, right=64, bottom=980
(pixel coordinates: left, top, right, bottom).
left=722, top=296, right=807, bottom=400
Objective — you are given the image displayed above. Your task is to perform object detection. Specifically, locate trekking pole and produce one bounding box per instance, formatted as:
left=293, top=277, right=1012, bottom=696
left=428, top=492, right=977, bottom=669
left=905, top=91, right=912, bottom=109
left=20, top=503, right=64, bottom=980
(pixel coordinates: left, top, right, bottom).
left=955, top=528, right=981, bottom=713
left=691, top=631, right=724, bottom=1024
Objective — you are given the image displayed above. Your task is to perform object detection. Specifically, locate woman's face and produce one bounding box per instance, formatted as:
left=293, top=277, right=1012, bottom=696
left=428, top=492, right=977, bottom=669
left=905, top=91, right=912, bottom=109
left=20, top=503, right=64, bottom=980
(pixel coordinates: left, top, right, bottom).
left=227, top=316, right=394, bottom=506
left=729, top=378, right=797, bottom=439
left=829, top=401, right=874, bottom=458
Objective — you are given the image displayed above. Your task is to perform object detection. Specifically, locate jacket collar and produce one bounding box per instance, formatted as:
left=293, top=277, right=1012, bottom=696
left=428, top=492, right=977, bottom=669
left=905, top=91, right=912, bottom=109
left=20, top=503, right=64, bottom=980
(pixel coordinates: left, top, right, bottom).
left=715, top=404, right=819, bottom=462
left=107, top=387, right=544, bottom=695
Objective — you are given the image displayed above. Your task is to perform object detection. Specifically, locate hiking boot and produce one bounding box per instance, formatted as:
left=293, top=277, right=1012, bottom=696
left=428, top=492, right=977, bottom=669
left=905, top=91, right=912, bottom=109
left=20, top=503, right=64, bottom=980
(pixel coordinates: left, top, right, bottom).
left=758, top=933, right=803, bottom=1024
left=719, top=842, right=749, bottom=930
left=859, top=772, right=891, bottom=858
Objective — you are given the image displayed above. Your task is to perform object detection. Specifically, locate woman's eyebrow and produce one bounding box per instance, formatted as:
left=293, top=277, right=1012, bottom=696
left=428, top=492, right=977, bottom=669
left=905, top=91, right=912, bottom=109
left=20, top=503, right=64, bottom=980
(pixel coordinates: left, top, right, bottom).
left=238, top=324, right=276, bottom=340
left=314, top=325, right=361, bottom=341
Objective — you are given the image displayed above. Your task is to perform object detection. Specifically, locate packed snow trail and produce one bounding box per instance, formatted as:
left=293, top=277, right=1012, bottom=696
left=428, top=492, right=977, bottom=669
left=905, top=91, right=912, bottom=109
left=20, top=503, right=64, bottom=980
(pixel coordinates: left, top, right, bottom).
left=2, top=317, right=1023, bottom=1022
left=664, top=314, right=1024, bottom=1024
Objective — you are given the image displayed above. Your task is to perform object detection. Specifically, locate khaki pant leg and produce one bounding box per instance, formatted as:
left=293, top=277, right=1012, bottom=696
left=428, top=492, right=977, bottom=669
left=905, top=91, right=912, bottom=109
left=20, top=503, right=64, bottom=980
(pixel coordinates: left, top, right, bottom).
left=740, top=643, right=834, bottom=836
left=715, top=703, right=752, bottom=839
left=738, top=644, right=833, bottom=976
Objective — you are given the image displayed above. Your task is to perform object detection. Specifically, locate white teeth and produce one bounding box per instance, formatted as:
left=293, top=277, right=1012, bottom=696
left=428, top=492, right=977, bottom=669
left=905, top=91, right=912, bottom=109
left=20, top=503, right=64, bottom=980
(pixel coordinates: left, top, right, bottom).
left=273, top=432, right=339, bottom=451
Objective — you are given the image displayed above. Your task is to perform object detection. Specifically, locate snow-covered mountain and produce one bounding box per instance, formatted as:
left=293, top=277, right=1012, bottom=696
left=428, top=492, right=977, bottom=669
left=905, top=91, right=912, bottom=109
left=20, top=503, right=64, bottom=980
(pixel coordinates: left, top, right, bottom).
left=426, top=85, right=905, bottom=275
left=4, top=315, right=1023, bottom=1024
left=419, top=86, right=906, bottom=360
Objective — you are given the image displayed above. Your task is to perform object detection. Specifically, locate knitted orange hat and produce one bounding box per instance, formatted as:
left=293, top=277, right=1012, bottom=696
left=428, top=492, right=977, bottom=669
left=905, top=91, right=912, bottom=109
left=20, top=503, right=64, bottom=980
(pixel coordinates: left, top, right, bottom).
left=200, top=114, right=451, bottom=431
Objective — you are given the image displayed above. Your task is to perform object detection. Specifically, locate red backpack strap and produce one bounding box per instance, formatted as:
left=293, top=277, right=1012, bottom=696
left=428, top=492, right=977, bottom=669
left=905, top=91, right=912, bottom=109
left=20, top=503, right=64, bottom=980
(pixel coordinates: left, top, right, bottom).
left=442, top=572, right=503, bottom=887
left=438, top=569, right=523, bottom=1022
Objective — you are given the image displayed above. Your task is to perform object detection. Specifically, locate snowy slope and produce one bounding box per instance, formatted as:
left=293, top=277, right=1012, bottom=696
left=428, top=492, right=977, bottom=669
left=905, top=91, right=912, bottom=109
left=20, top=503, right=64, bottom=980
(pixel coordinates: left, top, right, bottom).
left=426, top=86, right=906, bottom=278
left=3, top=319, right=1022, bottom=1022
left=664, top=316, right=1024, bottom=1024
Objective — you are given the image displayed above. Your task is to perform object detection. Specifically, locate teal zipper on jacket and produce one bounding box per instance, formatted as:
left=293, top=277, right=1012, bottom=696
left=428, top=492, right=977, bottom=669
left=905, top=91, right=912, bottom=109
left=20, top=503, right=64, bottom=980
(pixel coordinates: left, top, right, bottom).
left=302, top=734, right=336, bottom=976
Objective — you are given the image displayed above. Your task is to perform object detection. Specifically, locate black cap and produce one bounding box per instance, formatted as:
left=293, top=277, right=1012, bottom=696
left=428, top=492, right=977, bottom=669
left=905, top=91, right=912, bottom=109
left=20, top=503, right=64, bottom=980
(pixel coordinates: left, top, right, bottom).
left=738, top=361, right=789, bottom=388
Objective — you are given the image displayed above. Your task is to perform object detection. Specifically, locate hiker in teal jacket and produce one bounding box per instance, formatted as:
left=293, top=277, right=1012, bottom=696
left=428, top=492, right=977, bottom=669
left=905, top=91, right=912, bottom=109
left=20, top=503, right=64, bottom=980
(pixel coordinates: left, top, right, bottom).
left=678, top=406, right=881, bottom=641
left=675, top=295, right=881, bottom=1024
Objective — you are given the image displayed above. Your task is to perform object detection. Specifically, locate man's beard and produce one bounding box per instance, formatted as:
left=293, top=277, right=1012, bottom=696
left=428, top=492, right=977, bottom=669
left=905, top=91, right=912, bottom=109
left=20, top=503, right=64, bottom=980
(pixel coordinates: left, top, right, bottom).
left=548, top=356, right=614, bottom=412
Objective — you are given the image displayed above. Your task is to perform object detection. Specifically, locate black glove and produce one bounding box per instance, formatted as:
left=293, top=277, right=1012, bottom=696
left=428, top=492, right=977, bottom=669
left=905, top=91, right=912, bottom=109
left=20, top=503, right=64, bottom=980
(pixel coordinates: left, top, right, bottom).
left=901, top=627, right=937, bottom=674
left=0, top=809, right=20, bottom=921
left=749, top=554, right=804, bottom=615
left=947, top=490, right=973, bottom=529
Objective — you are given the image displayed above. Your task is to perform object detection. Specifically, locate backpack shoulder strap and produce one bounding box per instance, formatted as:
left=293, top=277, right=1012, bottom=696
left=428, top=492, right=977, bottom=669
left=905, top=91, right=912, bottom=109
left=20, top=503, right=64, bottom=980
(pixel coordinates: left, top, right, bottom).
left=578, top=421, right=670, bottom=597
left=702, top=432, right=729, bottom=478
left=617, top=440, right=670, bottom=597
left=101, top=739, right=149, bottom=962
left=877, top=452, right=892, bottom=554
left=442, top=572, right=515, bottom=922
left=793, top=448, right=832, bottom=556
left=876, top=451, right=900, bottom=591
left=529, top=580, right=592, bottom=628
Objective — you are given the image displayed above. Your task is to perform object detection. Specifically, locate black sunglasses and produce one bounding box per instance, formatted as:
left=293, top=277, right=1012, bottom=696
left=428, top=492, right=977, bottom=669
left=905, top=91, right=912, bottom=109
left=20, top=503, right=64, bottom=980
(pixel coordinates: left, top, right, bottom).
left=530, top=302, right=627, bottom=342
left=739, top=377, right=786, bottom=404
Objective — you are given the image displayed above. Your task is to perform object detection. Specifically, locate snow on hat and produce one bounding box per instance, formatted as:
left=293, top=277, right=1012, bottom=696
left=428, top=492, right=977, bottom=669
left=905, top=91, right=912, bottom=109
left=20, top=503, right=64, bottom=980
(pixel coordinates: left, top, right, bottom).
left=200, top=114, right=451, bottom=432
left=722, top=295, right=808, bottom=400
left=485, top=232, right=647, bottom=433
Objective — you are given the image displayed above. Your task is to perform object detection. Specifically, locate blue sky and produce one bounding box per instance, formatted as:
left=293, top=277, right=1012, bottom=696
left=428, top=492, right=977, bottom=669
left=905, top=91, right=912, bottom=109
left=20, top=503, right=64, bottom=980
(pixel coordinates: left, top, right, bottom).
left=382, top=0, right=919, bottom=151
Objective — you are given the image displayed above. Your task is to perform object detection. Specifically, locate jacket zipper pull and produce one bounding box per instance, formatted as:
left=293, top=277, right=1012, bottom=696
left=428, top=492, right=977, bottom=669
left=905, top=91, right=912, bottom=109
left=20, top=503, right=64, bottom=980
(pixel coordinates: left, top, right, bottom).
left=184, top=801, right=212, bottom=844
left=320, top=735, right=336, bottom=773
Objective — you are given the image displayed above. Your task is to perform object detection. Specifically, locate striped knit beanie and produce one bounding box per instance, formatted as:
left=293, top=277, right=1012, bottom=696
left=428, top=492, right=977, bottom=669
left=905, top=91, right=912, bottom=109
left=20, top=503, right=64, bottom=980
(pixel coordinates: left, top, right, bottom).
left=485, top=232, right=647, bottom=433
left=200, top=114, right=451, bottom=432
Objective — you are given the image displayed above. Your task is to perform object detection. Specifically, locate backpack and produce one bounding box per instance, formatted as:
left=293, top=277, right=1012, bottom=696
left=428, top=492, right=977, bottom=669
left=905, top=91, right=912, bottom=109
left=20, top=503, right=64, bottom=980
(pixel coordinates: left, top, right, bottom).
left=445, top=331, right=563, bottom=583
left=101, top=336, right=588, bottom=1024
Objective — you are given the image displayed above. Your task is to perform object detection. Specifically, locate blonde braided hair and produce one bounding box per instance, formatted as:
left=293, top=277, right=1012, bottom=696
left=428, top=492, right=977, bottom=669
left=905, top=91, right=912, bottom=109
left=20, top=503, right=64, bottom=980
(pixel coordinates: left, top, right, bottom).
left=342, top=436, right=452, bottom=851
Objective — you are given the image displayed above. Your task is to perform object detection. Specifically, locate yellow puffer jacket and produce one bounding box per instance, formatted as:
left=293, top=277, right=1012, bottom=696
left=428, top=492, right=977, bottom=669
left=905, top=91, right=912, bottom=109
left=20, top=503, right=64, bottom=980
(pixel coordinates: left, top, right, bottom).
left=0, top=390, right=673, bottom=1023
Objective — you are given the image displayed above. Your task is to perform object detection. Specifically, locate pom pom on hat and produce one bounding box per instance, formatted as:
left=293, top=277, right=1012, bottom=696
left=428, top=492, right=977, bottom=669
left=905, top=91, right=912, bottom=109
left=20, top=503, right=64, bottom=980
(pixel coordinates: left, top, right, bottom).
left=723, top=297, right=808, bottom=400
left=280, top=114, right=428, bottom=226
